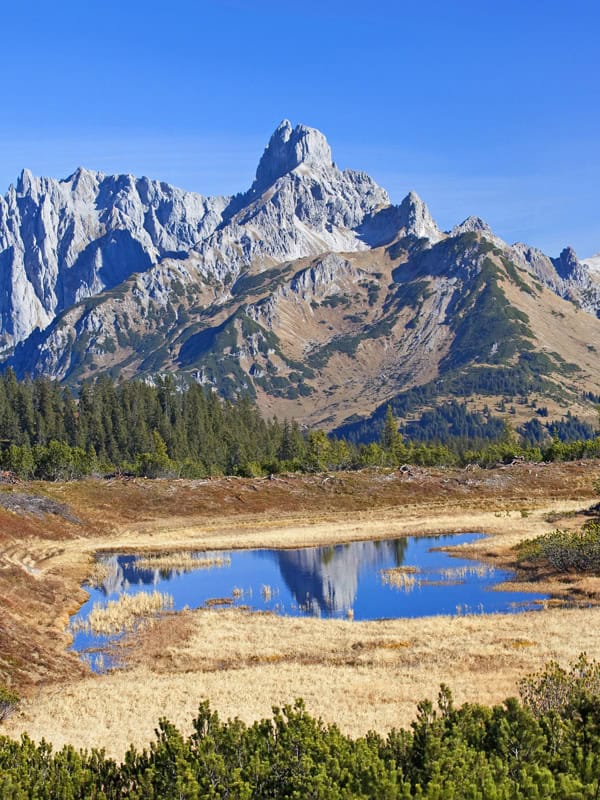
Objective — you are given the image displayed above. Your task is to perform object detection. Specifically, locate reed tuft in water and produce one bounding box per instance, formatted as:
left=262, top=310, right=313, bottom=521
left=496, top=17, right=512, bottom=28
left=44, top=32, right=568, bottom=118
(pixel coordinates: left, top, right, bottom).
left=71, top=591, right=174, bottom=635
left=135, top=552, right=231, bottom=573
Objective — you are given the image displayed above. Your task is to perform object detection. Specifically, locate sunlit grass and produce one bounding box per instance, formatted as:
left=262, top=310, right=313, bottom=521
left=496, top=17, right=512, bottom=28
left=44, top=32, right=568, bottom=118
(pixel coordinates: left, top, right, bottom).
left=71, top=591, right=174, bottom=635
left=135, top=552, right=231, bottom=573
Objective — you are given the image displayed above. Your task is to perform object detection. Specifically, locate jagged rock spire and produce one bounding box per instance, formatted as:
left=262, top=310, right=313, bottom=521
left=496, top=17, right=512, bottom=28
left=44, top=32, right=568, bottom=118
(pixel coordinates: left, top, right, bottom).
left=252, top=120, right=333, bottom=195
left=397, top=191, right=442, bottom=242
left=553, top=246, right=580, bottom=279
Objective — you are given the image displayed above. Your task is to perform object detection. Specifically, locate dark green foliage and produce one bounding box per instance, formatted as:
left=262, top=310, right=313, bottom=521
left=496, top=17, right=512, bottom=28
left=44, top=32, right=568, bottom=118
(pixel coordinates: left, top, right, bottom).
left=231, top=264, right=293, bottom=298
left=500, top=255, right=536, bottom=295
left=307, top=314, right=396, bottom=369
left=549, top=413, right=596, bottom=442
left=0, top=370, right=283, bottom=479
left=519, top=417, right=548, bottom=446
left=517, top=521, right=600, bottom=573
left=321, top=293, right=351, bottom=308
left=520, top=413, right=596, bottom=447
left=0, top=684, right=19, bottom=723
left=178, top=317, right=238, bottom=367
left=0, top=370, right=598, bottom=480
left=390, top=279, right=432, bottom=310
left=443, top=258, right=535, bottom=370
left=334, top=354, right=569, bottom=447
left=403, top=401, right=506, bottom=448
left=177, top=311, right=307, bottom=400
left=3, top=664, right=600, bottom=797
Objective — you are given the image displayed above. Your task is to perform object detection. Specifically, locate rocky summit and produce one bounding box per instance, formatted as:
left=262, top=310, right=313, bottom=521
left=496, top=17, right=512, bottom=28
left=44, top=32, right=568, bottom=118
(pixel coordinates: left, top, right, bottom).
left=1, top=120, right=600, bottom=437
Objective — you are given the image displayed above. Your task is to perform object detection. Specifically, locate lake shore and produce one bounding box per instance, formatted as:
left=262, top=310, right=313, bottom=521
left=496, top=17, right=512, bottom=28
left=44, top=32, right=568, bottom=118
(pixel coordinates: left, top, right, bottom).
left=1, top=461, right=599, bottom=757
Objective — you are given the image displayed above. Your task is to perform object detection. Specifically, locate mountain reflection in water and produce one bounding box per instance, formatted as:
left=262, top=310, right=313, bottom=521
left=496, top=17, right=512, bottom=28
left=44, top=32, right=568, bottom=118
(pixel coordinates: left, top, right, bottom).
left=83, top=533, right=548, bottom=625
left=73, top=533, right=551, bottom=672
left=94, top=539, right=409, bottom=615
left=276, top=539, right=408, bottom=614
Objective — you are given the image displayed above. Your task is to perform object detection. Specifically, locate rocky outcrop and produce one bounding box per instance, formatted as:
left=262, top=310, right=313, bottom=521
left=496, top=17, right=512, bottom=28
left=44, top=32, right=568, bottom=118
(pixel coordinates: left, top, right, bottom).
left=512, top=242, right=600, bottom=316
left=190, top=123, right=391, bottom=284
left=0, top=168, right=228, bottom=349
left=450, top=216, right=506, bottom=248
left=553, top=246, right=580, bottom=280
left=583, top=252, right=600, bottom=272
left=360, top=191, right=443, bottom=247
left=0, top=120, right=394, bottom=352
left=250, top=119, right=334, bottom=196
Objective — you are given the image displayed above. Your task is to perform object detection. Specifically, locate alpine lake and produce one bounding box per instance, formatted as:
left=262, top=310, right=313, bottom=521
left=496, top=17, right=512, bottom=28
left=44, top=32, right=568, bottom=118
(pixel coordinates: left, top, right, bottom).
left=70, top=533, right=549, bottom=671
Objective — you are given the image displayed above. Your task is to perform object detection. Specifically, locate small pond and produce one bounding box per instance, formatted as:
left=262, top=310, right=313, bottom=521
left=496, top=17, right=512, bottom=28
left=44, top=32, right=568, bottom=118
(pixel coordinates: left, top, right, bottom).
left=70, top=533, right=548, bottom=671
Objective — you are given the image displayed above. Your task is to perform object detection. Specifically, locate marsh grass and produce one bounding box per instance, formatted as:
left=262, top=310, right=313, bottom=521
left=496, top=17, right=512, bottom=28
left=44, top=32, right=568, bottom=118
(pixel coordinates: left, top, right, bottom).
left=380, top=562, right=494, bottom=592
left=13, top=606, right=600, bottom=760
left=380, top=569, right=418, bottom=591
left=135, top=552, right=231, bottom=573
left=71, top=591, right=174, bottom=635
left=261, top=584, right=276, bottom=601
left=86, top=559, right=111, bottom=589
left=439, top=565, right=495, bottom=580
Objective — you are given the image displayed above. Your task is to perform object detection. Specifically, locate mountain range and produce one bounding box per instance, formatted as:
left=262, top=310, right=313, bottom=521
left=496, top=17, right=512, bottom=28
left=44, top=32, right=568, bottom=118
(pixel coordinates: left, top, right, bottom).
left=1, top=120, right=599, bottom=438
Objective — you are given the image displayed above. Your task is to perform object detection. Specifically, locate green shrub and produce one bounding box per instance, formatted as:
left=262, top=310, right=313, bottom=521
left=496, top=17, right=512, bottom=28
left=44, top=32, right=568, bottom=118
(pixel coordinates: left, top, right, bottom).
left=0, top=684, right=19, bottom=722
left=519, top=653, right=600, bottom=719
left=517, top=522, right=600, bottom=572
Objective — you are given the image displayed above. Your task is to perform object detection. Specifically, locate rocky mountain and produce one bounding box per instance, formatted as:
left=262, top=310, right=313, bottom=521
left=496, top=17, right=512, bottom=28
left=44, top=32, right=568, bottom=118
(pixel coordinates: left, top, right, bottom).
left=2, top=120, right=600, bottom=437
left=0, top=168, right=230, bottom=351
left=583, top=252, right=600, bottom=273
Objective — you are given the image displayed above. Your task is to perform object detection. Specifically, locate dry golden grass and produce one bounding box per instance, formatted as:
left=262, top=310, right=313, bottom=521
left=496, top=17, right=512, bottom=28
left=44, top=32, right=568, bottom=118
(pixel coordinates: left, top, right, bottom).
left=71, top=591, right=174, bottom=635
left=86, top=559, right=111, bottom=589
left=7, top=605, right=600, bottom=759
left=380, top=569, right=419, bottom=591
left=134, top=552, right=231, bottom=573
left=380, top=563, right=495, bottom=591
left=439, top=564, right=495, bottom=580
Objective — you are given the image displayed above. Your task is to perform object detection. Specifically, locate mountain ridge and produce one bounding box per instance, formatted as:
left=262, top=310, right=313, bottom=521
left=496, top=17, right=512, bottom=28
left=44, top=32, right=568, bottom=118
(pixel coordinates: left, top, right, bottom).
left=2, top=120, right=600, bottom=438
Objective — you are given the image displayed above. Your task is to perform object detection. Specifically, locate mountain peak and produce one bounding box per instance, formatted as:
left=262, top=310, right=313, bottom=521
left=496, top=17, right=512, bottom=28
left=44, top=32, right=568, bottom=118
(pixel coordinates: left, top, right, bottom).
left=252, top=120, right=333, bottom=195
left=397, top=191, right=442, bottom=242
left=16, top=168, right=35, bottom=194
left=451, top=216, right=493, bottom=237
left=554, top=246, right=581, bottom=279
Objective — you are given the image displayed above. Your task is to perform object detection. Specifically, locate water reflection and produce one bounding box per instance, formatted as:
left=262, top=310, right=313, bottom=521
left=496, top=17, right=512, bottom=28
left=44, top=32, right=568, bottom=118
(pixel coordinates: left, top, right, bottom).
left=82, top=533, right=547, bottom=625
left=93, top=538, right=411, bottom=616
left=276, top=538, right=409, bottom=614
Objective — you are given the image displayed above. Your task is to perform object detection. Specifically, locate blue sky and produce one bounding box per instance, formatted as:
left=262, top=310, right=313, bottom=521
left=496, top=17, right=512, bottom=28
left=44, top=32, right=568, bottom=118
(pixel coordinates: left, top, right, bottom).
left=1, top=0, right=598, bottom=256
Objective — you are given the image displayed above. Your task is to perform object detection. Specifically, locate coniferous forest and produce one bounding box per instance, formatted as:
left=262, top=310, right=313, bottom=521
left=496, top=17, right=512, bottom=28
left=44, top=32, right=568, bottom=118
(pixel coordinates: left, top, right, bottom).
left=0, top=370, right=599, bottom=479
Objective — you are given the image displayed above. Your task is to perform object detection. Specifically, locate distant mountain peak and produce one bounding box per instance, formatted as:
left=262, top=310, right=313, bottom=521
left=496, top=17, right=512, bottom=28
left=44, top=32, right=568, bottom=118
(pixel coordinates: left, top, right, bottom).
left=16, top=168, right=35, bottom=193
left=252, top=119, right=333, bottom=195
left=553, top=246, right=581, bottom=280
left=397, top=190, right=442, bottom=242
left=582, top=252, right=600, bottom=272
left=451, top=216, right=493, bottom=237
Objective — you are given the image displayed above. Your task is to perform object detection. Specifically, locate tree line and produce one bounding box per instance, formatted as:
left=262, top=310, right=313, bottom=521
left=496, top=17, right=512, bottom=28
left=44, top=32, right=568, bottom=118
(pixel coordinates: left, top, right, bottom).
left=0, top=370, right=599, bottom=480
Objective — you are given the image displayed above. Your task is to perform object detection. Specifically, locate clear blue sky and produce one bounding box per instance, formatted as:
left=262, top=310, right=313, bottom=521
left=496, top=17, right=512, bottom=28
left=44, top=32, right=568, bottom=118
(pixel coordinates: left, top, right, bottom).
left=1, top=0, right=598, bottom=257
